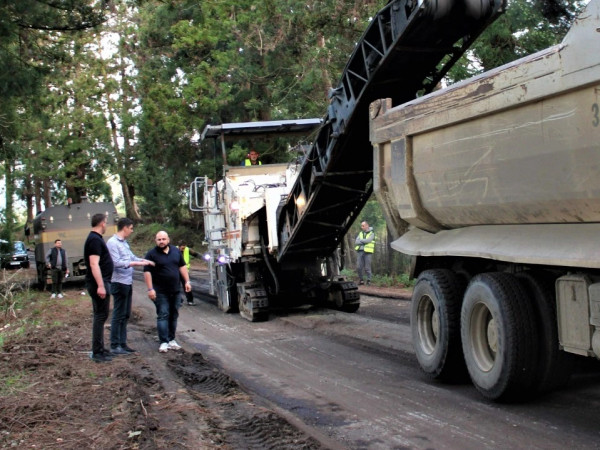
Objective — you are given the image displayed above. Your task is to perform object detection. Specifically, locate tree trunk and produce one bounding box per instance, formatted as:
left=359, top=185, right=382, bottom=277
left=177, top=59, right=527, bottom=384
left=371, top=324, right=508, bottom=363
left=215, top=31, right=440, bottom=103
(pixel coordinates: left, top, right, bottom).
left=3, top=156, right=15, bottom=240
left=43, top=178, right=52, bottom=207
left=120, top=176, right=142, bottom=222
left=34, top=178, right=43, bottom=213
left=23, top=174, right=35, bottom=223
left=317, top=33, right=332, bottom=99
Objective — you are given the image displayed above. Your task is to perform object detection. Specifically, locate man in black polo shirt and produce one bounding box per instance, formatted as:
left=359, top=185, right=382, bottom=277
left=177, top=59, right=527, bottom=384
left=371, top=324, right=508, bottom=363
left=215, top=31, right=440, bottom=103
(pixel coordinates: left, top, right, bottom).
left=84, top=213, right=114, bottom=363
left=144, top=230, right=192, bottom=353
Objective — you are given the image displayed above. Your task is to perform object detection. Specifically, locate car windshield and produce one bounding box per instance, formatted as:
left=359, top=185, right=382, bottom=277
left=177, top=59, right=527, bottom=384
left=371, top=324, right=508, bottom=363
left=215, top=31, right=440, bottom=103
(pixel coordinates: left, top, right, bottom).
left=13, top=242, right=26, bottom=253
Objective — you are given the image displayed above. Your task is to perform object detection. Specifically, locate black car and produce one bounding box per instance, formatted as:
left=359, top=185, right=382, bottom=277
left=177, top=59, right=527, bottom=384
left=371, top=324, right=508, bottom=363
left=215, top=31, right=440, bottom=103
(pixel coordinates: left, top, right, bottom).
left=0, top=240, right=30, bottom=269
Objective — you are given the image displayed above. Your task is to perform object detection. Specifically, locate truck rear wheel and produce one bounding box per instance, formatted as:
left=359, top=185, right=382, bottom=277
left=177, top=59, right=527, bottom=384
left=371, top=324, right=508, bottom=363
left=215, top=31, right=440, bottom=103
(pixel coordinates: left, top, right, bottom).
left=461, top=273, right=539, bottom=401
left=515, top=271, right=573, bottom=393
left=411, top=269, right=467, bottom=381
left=36, top=263, right=48, bottom=290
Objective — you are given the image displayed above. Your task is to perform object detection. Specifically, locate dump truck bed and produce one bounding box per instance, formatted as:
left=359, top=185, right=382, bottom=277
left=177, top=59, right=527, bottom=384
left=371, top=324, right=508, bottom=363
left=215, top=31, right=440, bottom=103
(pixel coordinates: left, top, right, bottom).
left=370, top=0, right=600, bottom=268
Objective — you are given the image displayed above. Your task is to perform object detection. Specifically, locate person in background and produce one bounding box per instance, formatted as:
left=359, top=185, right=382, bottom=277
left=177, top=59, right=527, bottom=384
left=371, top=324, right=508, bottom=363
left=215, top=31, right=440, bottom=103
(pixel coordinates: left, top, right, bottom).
left=144, top=231, right=192, bottom=353
left=84, top=213, right=114, bottom=363
left=178, top=241, right=199, bottom=305
left=243, top=149, right=262, bottom=166
left=45, top=239, right=69, bottom=298
left=354, top=220, right=375, bottom=286
left=107, top=218, right=154, bottom=355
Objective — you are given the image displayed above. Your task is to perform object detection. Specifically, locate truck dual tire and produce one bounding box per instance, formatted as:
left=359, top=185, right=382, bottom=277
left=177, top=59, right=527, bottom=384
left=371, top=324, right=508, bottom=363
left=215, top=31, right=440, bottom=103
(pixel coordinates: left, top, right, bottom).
left=411, top=269, right=468, bottom=382
left=412, top=268, right=573, bottom=401
left=461, top=272, right=539, bottom=401
left=515, top=271, right=572, bottom=393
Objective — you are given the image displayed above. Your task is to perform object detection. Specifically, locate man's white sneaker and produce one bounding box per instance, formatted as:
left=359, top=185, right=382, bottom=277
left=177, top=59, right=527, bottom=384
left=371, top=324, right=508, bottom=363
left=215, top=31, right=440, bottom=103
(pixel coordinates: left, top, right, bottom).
left=168, top=340, right=181, bottom=350
left=57, top=293, right=64, bottom=299
left=159, top=343, right=169, bottom=353
left=50, top=293, right=56, bottom=299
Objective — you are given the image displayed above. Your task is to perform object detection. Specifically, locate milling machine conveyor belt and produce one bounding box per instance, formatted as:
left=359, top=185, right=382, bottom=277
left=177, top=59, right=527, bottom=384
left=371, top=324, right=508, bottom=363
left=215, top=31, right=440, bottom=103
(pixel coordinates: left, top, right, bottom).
left=276, top=0, right=505, bottom=263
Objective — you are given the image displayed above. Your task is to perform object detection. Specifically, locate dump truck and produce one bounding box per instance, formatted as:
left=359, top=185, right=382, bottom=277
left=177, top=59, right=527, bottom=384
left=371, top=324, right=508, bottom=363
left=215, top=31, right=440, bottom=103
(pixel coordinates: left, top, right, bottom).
left=369, top=0, right=600, bottom=400
left=33, top=201, right=119, bottom=288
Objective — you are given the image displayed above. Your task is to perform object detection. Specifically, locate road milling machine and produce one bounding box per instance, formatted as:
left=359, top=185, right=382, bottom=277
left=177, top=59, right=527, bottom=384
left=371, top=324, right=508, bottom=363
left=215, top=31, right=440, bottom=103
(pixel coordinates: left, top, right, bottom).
left=191, top=0, right=505, bottom=322
left=191, top=119, right=360, bottom=321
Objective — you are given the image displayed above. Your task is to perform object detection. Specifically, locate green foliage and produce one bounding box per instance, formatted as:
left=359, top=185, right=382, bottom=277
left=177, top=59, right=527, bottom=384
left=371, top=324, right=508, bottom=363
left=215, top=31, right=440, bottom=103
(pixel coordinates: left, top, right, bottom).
left=342, top=268, right=414, bottom=288
left=0, top=0, right=586, bottom=231
left=447, top=0, right=585, bottom=82
left=370, top=273, right=415, bottom=288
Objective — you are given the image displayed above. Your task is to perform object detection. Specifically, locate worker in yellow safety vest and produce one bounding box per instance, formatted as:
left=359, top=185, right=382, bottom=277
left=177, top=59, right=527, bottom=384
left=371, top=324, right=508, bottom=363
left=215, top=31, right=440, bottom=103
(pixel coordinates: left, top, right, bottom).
left=354, top=221, right=375, bottom=285
left=244, top=149, right=262, bottom=166
left=178, top=242, right=200, bottom=305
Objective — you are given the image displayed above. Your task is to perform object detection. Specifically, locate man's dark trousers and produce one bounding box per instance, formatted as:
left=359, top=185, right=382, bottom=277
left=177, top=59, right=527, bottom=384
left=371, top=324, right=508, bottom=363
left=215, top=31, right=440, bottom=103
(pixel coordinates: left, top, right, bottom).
left=51, top=268, right=65, bottom=294
left=110, top=282, right=132, bottom=349
left=88, top=280, right=111, bottom=356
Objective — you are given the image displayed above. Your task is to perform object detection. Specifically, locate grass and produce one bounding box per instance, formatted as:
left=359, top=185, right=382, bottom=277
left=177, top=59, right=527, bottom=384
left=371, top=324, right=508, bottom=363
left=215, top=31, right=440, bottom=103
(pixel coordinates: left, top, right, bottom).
left=0, top=372, right=27, bottom=396
left=371, top=272, right=415, bottom=288
left=341, top=268, right=414, bottom=288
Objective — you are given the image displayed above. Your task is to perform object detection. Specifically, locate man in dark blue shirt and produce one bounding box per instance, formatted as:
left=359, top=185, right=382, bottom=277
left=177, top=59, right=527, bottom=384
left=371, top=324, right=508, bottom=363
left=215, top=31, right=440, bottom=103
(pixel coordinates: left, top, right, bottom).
left=84, top=213, right=114, bottom=363
left=144, top=231, right=192, bottom=353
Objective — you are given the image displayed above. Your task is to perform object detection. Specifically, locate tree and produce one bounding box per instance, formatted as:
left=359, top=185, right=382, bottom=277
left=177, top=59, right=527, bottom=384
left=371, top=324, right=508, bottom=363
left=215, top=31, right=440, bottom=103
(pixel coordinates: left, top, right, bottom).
left=447, top=0, right=584, bottom=82
left=0, top=0, right=109, bottom=233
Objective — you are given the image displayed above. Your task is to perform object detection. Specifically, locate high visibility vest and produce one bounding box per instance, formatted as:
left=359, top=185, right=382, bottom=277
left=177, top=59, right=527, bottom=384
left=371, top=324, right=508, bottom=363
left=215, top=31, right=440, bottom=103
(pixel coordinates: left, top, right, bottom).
left=182, top=246, right=191, bottom=270
left=355, top=230, right=375, bottom=253
left=244, top=159, right=262, bottom=166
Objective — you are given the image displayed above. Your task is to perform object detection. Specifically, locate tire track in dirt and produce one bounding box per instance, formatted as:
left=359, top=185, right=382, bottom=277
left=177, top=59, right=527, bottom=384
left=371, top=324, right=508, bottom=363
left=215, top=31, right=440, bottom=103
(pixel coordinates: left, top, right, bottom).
left=166, top=352, right=325, bottom=449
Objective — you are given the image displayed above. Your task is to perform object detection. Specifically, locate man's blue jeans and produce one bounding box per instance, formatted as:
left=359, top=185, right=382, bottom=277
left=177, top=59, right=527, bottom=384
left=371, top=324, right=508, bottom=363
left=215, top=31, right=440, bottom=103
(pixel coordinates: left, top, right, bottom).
left=110, top=282, right=132, bottom=348
left=154, top=291, right=181, bottom=344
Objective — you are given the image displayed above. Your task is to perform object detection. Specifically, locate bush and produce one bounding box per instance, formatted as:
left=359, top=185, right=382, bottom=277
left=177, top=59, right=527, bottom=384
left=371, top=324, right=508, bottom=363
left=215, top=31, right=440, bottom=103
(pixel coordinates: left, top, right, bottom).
left=341, top=268, right=414, bottom=288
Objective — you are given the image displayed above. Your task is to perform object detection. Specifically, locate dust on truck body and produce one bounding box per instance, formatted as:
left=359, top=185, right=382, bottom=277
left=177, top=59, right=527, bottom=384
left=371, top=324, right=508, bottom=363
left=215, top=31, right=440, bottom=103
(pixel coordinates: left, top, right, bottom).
left=370, top=0, right=600, bottom=400
left=33, top=201, right=119, bottom=287
left=191, top=120, right=360, bottom=321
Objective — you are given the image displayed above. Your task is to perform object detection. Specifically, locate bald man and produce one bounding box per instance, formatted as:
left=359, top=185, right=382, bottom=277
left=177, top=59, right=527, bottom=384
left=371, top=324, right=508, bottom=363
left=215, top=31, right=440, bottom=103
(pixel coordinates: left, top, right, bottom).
left=144, top=231, right=192, bottom=353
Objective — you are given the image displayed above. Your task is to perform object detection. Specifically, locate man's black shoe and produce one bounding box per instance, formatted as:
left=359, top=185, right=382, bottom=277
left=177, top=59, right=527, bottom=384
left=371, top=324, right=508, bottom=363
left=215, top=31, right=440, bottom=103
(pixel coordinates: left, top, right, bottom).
left=122, top=345, right=137, bottom=353
left=91, top=353, right=112, bottom=363
left=102, top=348, right=116, bottom=357
left=110, top=346, right=131, bottom=355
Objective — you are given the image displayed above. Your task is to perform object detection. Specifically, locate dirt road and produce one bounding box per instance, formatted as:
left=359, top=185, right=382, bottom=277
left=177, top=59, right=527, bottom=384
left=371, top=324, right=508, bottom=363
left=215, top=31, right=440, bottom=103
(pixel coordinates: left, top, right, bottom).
left=5, top=266, right=599, bottom=449
left=129, top=270, right=600, bottom=449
